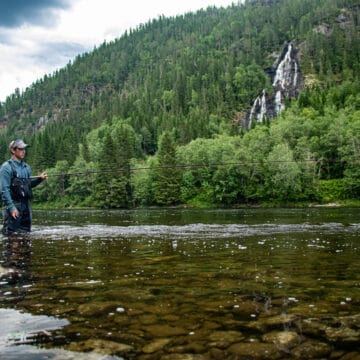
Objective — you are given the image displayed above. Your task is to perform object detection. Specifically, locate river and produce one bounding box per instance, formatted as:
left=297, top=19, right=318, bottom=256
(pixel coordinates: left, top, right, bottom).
left=0, top=208, right=359, bottom=359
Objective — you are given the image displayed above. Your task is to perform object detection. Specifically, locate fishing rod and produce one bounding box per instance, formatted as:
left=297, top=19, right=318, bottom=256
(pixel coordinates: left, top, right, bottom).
left=30, top=157, right=360, bottom=179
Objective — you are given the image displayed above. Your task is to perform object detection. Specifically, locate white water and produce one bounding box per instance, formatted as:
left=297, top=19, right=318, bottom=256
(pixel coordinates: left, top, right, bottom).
left=273, top=43, right=294, bottom=89
left=259, top=89, right=267, bottom=120
left=248, top=90, right=267, bottom=127
left=249, top=42, right=299, bottom=123
left=249, top=95, right=260, bottom=128
left=274, top=90, right=285, bottom=114
left=30, top=222, right=360, bottom=240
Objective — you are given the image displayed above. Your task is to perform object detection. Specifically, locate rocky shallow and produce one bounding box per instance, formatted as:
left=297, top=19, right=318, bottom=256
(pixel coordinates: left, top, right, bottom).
left=51, top=299, right=360, bottom=359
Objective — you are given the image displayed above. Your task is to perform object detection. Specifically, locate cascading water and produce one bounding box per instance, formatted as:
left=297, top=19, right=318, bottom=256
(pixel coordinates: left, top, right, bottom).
left=248, top=90, right=267, bottom=128
left=259, top=90, right=267, bottom=120
left=272, top=43, right=295, bottom=89
left=246, top=42, right=302, bottom=128
left=274, top=90, right=285, bottom=115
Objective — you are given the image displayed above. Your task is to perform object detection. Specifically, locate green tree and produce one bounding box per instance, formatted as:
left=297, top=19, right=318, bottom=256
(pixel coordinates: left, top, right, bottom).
left=341, top=110, right=360, bottom=197
left=94, top=120, right=135, bottom=208
left=233, top=63, right=271, bottom=107
left=66, top=154, right=97, bottom=206
left=265, top=143, right=302, bottom=201
left=153, top=132, right=181, bottom=205
left=33, top=160, right=70, bottom=204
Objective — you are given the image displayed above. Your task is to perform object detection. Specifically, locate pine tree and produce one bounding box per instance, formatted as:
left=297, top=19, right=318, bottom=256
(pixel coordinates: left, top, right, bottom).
left=94, top=133, right=114, bottom=208
left=153, top=132, right=181, bottom=205
left=94, top=121, right=135, bottom=208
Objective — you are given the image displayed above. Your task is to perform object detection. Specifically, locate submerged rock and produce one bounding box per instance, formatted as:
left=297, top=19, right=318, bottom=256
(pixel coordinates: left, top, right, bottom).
left=325, top=326, right=359, bottom=344
left=337, top=314, right=360, bottom=329
left=208, top=330, right=245, bottom=348
left=339, top=352, right=360, bottom=360
left=167, top=342, right=207, bottom=355
left=297, top=318, right=328, bottom=337
left=66, top=339, right=133, bottom=356
left=248, top=313, right=298, bottom=332
left=291, top=340, right=332, bottom=359
left=77, top=302, right=123, bottom=317
left=160, top=354, right=208, bottom=360
left=228, top=342, right=282, bottom=359
left=142, top=338, right=172, bottom=354
left=143, top=324, right=188, bottom=337
left=262, top=330, right=302, bottom=351
left=297, top=315, right=360, bottom=346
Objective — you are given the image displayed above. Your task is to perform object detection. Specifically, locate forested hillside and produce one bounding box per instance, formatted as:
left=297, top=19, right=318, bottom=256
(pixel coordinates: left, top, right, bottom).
left=0, top=0, right=359, bottom=207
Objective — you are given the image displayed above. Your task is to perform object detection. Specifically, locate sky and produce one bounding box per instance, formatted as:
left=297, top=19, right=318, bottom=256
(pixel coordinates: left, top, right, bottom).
left=0, top=0, right=236, bottom=102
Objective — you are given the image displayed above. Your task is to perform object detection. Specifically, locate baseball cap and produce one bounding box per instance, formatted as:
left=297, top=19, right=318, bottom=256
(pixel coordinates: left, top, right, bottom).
left=9, top=139, right=29, bottom=150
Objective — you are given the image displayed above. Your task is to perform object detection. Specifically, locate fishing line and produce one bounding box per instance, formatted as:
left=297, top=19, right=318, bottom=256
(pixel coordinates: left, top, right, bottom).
left=31, top=157, right=360, bottom=178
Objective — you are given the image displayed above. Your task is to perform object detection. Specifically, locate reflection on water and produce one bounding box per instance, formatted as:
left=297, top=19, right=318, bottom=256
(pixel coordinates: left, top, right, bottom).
left=0, top=308, right=120, bottom=359
left=0, top=208, right=359, bottom=359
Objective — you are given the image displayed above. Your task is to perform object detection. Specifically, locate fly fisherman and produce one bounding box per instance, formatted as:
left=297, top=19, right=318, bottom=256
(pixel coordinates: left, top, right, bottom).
left=0, top=139, right=48, bottom=235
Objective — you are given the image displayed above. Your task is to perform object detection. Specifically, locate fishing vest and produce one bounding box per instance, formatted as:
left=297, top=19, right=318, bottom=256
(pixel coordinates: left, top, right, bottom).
left=8, top=160, right=33, bottom=201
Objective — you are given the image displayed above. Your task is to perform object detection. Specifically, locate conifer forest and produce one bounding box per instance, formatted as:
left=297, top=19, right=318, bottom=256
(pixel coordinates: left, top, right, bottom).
left=0, top=0, right=359, bottom=208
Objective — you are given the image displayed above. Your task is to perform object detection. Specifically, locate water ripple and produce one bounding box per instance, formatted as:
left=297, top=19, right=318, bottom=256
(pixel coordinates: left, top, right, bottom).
left=31, top=222, right=360, bottom=240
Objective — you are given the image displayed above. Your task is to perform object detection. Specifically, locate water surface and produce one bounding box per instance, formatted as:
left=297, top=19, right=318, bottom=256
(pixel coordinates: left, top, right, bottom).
left=0, top=208, right=359, bottom=359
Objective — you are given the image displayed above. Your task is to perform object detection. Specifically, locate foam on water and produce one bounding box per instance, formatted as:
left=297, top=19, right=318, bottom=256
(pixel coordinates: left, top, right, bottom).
left=30, top=222, right=360, bottom=240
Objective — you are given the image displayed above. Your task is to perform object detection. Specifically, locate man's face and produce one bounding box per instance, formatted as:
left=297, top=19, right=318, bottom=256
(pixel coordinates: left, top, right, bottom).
left=13, top=147, right=26, bottom=161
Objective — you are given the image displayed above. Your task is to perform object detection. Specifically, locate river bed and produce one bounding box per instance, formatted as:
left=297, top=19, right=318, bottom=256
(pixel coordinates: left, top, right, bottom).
left=0, top=208, right=359, bottom=359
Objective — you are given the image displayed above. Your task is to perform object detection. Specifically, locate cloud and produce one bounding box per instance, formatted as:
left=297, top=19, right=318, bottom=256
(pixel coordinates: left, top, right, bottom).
left=0, top=0, right=71, bottom=28
left=0, top=23, right=87, bottom=100
left=0, top=0, right=236, bottom=102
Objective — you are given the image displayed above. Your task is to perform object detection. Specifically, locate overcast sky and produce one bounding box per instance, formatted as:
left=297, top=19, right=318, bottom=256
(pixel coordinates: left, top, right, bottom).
left=0, top=0, right=236, bottom=102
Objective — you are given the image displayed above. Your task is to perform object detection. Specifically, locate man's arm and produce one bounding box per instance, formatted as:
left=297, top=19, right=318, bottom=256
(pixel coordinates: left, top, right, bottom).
left=30, top=172, right=48, bottom=188
left=0, top=163, right=16, bottom=212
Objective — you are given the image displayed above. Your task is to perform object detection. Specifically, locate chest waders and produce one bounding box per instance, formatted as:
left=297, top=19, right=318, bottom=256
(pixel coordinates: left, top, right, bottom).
left=8, top=161, right=33, bottom=201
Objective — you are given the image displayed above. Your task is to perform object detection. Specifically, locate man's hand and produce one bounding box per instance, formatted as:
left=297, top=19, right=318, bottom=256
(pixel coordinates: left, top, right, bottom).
left=10, top=208, right=19, bottom=219
left=39, top=172, right=48, bottom=180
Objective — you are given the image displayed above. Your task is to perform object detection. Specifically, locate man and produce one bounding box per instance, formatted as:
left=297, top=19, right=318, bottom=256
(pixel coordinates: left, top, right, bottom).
left=0, top=139, right=48, bottom=235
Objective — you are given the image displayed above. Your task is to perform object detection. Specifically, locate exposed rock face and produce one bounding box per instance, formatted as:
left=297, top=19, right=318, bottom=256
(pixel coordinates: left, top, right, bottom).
left=245, top=42, right=303, bottom=129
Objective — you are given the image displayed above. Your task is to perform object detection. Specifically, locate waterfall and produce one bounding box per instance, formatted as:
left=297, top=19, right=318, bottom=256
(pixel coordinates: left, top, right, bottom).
left=259, top=90, right=267, bottom=120
left=293, top=61, right=298, bottom=87
left=248, top=90, right=267, bottom=128
left=248, top=96, right=260, bottom=129
left=244, top=42, right=302, bottom=128
left=272, top=43, right=293, bottom=89
left=274, top=90, right=284, bottom=115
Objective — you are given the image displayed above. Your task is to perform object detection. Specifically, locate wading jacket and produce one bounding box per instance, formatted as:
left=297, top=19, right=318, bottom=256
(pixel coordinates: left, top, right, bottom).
left=0, top=159, right=42, bottom=212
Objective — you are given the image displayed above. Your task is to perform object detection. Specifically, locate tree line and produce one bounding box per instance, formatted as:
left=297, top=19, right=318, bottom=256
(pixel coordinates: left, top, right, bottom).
left=30, top=81, right=360, bottom=207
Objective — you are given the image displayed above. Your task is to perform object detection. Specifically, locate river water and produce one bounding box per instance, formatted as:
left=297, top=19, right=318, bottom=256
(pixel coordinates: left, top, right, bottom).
left=0, top=208, right=359, bottom=359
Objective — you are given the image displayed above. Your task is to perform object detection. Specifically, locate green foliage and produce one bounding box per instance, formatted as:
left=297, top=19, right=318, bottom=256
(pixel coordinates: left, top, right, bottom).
left=233, top=63, right=271, bottom=107
left=317, top=179, right=346, bottom=203
left=66, top=156, right=97, bottom=206
left=32, top=161, right=70, bottom=204
left=265, top=143, right=302, bottom=201
left=177, top=135, right=240, bottom=205
left=93, top=119, right=135, bottom=208
left=132, top=158, right=157, bottom=206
